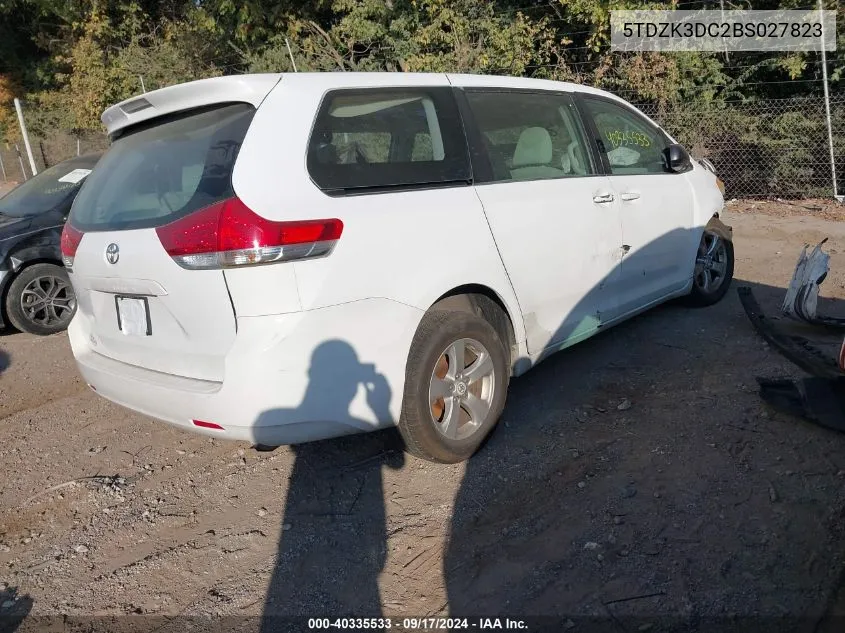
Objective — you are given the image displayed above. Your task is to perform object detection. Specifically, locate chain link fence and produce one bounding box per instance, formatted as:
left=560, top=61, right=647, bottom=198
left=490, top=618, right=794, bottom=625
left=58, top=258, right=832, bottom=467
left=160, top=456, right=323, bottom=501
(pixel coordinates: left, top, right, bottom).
left=0, top=129, right=108, bottom=184
left=0, top=94, right=842, bottom=200
left=638, top=94, right=845, bottom=199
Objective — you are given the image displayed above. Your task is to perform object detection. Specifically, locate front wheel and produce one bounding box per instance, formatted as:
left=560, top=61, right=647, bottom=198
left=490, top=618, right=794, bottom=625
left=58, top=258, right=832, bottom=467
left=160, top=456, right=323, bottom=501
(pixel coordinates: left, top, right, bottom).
left=684, top=230, right=734, bottom=307
left=5, top=263, right=77, bottom=335
left=398, top=309, right=510, bottom=463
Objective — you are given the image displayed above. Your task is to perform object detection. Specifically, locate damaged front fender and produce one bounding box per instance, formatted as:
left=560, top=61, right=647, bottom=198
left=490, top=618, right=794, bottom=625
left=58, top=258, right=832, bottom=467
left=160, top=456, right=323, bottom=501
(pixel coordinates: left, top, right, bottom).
left=705, top=215, right=733, bottom=243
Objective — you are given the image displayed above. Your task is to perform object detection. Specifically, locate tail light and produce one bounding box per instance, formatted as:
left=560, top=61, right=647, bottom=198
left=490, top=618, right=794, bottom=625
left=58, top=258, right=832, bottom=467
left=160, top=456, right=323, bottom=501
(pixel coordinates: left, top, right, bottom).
left=155, top=197, right=343, bottom=270
left=61, top=224, right=85, bottom=270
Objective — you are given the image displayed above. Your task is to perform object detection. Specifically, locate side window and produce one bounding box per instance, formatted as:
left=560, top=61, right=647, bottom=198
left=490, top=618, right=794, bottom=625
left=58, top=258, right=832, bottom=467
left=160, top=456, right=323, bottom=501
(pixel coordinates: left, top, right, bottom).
left=331, top=132, right=390, bottom=163
left=463, top=90, right=594, bottom=184
left=581, top=98, right=669, bottom=175
left=307, top=89, right=470, bottom=192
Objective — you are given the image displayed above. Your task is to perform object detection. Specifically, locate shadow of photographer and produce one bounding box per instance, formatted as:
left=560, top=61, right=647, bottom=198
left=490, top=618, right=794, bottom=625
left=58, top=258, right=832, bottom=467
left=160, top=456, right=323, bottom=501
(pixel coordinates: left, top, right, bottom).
left=0, top=587, right=33, bottom=633
left=257, top=341, right=404, bottom=632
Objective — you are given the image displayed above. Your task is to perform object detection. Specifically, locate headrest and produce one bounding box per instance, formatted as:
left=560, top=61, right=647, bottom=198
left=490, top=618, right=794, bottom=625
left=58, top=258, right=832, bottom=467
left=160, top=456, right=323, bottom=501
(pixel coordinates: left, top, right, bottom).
left=513, top=127, right=553, bottom=168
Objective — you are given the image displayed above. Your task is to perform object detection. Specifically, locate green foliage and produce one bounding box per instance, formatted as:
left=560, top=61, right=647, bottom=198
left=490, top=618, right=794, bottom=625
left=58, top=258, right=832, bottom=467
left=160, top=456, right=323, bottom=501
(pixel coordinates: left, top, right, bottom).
left=645, top=97, right=845, bottom=197
left=0, top=0, right=841, bottom=140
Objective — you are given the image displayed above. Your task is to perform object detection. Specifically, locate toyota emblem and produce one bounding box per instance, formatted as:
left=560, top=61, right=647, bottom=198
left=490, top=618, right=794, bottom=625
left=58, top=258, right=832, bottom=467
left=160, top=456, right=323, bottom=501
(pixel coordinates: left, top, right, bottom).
left=105, top=243, right=120, bottom=264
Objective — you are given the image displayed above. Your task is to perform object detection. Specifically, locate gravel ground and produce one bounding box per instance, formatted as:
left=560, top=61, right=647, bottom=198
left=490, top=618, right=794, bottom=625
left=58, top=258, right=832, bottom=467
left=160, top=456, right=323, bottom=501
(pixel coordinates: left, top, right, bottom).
left=3, top=204, right=845, bottom=631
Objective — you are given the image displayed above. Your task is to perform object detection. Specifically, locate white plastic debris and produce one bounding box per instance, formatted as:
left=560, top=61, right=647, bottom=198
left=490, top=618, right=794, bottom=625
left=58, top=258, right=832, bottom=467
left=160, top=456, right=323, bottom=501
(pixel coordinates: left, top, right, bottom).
left=782, top=239, right=830, bottom=321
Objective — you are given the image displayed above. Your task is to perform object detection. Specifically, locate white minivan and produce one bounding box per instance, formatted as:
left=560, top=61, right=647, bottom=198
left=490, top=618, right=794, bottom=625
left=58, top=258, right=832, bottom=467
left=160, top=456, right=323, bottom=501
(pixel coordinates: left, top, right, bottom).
left=62, top=72, right=732, bottom=463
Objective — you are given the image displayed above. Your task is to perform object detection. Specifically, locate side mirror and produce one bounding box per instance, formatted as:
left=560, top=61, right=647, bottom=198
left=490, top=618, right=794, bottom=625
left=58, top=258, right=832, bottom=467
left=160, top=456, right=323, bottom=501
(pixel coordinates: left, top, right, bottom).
left=663, top=144, right=692, bottom=173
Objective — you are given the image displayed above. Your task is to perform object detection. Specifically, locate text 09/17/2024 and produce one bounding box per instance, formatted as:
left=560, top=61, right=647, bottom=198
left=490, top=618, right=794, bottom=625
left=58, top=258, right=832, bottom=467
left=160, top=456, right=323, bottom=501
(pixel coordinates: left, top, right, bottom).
left=306, top=618, right=529, bottom=630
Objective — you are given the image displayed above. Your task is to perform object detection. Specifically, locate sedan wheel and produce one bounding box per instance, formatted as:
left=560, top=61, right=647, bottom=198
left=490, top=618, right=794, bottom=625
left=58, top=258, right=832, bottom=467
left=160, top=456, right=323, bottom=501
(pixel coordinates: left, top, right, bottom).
left=5, top=263, right=77, bottom=336
left=21, top=275, right=75, bottom=326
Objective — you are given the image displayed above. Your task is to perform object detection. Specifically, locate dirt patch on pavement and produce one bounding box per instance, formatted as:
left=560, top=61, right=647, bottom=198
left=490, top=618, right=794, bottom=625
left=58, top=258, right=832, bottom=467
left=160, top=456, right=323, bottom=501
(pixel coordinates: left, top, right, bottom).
left=3, top=209, right=845, bottom=628
left=728, top=197, right=845, bottom=222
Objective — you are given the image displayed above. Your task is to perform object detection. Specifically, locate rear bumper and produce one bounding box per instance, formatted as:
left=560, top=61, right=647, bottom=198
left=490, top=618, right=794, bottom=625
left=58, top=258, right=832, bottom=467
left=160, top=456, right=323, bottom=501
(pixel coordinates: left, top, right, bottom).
left=68, top=298, right=423, bottom=445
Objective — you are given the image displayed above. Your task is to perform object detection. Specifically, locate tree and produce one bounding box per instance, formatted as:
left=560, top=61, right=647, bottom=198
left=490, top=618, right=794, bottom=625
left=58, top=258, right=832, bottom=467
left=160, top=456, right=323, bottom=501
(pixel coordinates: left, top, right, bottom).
left=0, top=0, right=840, bottom=142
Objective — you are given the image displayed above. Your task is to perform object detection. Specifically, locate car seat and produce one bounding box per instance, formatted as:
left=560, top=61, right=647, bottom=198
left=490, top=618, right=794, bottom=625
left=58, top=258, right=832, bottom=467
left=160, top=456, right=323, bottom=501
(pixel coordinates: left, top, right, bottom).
left=567, top=140, right=588, bottom=175
left=510, top=127, right=565, bottom=181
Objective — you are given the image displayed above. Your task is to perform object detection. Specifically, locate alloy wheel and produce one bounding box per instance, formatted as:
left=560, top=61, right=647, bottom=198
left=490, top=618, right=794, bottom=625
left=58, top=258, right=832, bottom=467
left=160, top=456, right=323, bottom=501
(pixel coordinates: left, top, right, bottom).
left=19, top=275, right=76, bottom=328
left=428, top=337, right=497, bottom=441
left=694, top=232, right=729, bottom=295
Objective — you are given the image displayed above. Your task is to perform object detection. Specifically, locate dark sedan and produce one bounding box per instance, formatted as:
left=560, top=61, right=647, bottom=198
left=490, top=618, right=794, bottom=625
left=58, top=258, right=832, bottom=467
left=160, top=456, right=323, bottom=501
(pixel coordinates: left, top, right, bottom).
left=0, top=153, right=101, bottom=335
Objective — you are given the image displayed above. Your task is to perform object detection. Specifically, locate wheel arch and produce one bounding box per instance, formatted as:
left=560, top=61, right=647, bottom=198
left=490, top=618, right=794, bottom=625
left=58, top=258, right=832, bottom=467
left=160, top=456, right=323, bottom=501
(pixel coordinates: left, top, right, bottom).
left=706, top=213, right=733, bottom=243
left=1, top=238, right=65, bottom=324
left=429, top=283, right=524, bottom=372
left=9, top=256, right=64, bottom=272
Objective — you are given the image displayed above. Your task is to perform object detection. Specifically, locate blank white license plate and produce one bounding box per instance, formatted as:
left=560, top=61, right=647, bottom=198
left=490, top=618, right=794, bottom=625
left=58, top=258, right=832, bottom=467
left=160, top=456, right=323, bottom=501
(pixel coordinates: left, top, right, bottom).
left=115, top=296, right=151, bottom=336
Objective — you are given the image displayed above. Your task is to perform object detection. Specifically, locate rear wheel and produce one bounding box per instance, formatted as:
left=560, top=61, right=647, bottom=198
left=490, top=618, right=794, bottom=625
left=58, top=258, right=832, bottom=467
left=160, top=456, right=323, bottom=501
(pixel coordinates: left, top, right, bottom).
left=5, top=263, right=77, bottom=336
left=399, top=309, right=509, bottom=463
left=684, top=230, right=734, bottom=307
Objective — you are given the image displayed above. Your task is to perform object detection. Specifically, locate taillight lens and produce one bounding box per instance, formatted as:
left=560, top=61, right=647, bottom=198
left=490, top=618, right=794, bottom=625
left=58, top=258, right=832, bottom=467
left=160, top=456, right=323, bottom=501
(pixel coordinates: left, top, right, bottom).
left=155, top=197, right=343, bottom=270
left=61, top=224, right=85, bottom=270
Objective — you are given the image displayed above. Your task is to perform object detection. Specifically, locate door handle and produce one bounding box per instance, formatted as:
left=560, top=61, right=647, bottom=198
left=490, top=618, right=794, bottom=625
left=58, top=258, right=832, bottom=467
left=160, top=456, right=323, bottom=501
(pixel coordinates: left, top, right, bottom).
left=593, top=193, right=615, bottom=204
left=620, top=192, right=641, bottom=201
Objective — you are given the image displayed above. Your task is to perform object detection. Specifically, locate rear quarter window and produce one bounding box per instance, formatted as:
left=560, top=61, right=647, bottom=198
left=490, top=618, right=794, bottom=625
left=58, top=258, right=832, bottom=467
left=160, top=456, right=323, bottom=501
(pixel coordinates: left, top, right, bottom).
left=306, top=88, right=470, bottom=193
left=70, top=103, right=255, bottom=231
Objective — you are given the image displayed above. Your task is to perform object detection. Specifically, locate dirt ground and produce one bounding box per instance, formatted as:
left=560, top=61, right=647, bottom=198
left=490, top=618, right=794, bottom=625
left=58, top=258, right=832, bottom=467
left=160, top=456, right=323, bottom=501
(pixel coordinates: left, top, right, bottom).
left=3, top=202, right=845, bottom=631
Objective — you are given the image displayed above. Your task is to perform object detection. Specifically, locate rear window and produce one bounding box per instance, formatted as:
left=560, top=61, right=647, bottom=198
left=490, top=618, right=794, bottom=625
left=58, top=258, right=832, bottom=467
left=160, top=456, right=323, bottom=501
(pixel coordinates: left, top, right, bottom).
left=70, top=103, right=255, bottom=231
left=306, top=88, right=470, bottom=193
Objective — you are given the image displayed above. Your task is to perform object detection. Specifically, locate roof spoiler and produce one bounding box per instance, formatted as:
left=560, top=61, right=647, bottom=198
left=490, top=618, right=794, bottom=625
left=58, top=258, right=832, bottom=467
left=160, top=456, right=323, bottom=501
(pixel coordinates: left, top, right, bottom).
left=101, top=74, right=283, bottom=136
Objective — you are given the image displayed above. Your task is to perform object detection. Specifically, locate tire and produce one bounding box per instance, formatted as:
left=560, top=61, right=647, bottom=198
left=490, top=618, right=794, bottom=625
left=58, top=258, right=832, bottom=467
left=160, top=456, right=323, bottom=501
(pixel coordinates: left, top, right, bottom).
left=683, top=230, right=734, bottom=308
left=5, top=263, right=77, bottom=336
left=398, top=308, right=510, bottom=463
